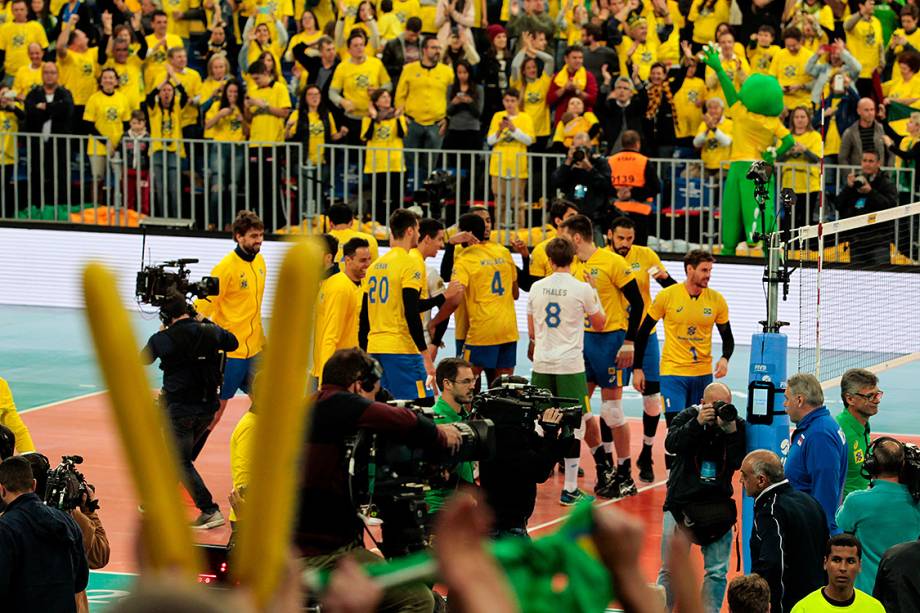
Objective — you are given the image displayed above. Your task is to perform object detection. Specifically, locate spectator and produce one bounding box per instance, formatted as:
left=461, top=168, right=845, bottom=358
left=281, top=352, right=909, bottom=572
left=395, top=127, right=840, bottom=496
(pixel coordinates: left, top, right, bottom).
left=748, top=24, right=780, bottom=75
left=657, top=381, right=745, bottom=613
left=443, top=59, right=484, bottom=184
left=885, top=5, right=920, bottom=73
left=790, top=534, right=886, bottom=612
left=618, top=14, right=671, bottom=84
left=581, top=22, right=618, bottom=87
left=883, top=49, right=920, bottom=113
left=487, top=87, right=533, bottom=228
left=704, top=29, right=749, bottom=110
left=381, top=16, right=421, bottom=82
left=602, top=76, right=646, bottom=153
left=771, top=27, right=813, bottom=110
left=11, top=41, right=43, bottom=100
left=122, top=110, right=150, bottom=215
left=479, top=24, right=511, bottom=130
left=726, top=574, right=771, bottom=613
left=291, top=36, right=342, bottom=124
left=0, top=0, right=49, bottom=86
left=145, top=67, right=187, bottom=218
left=836, top=437, right=920, bottom=595
left=362, top=88, right=407, bottom=222
left=395, top=35, right=454, bottom=181
left=440, top=25, right=480, bottom=68
left=506, top=0, right=555, bottom=41
left=839, top=97, right=888, bottom=167
left=734, top=0, right=783, bottom=50
left=806, top=38, right=862, bottom=108
left=0, top=456, right=89, bottom=613
left=836, top=149, right=898, bottom=264
left=609, top=129, right=659, bottom=245
left=0, top=84, right=22, bottom=208
left=206, top=79, right=248, bottom=227
left=547, top=45, right=597, bottom=124
left=511, top=44, right=554, bottom=149
left=23, top=62, right=73, bottom=208
left=845, top=0, right=885, bottom=99
left=835, top=369, right=881, bottom=496
left=693, top=97, right=732, bottom=177
left=634, top=61, right=681, bottom=159
left=329, top=29, right=391, bottom=145
left=144, top=10, right=184, bottom=85
left=434, top=0, right=474, bottom=53
left=376, top=0, right=403, bottom=44
left=741, top=449, right=829, bottom=613
left=166, top=47, right=202, bottom=145
left=688, top=0, right=730, bottom=51
left=556, top=0, right=587, bottom=46
left=779, top=105, right=823, bottom=217
left=783, top=373, right=848, bottom=535
left=334, top=0, right=381, bottom=59
left=551, top=131, right=610, bottom=233
left=673, top=44, right=708, bottom=158
left=550, top=96, right=599, bottom=151
left=82, top=67, right=130, bottom=205
left=55, top=13, right=99, bottom=131
left=100, top=16, right=147, bottom=112
left=874, top=537, right=920, bottom=613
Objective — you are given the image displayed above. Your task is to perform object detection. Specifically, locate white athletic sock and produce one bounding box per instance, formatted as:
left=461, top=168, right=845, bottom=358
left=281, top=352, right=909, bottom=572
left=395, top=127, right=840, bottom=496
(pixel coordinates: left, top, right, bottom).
left=617, top=457, right=628, bottom=466
left=643, top=436, right=655, bottom=446
left=603, top=441, right=613, bottom=453
left=564, top=457, right=580, bottom=492
left=590, top=444, right=601, bottom=454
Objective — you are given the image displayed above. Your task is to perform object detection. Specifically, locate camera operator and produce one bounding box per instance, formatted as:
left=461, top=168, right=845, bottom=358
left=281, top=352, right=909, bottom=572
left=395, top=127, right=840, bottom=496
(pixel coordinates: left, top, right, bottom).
left=426, top=358, right=477, bottom=516
left=551, top=131, right=611, bottom=243
left=142, top=292, right=239, bottom=530
left=478, top=377, right=573, bottom=538
left=657, top=382, right=746, bottom=613
left=0, top=455, right=89, bottom=613
left=295, top=348, right=462, bottom=613
left=836, top=437, right=920, bottom=596
left=836, top=150, right=898, bottom=266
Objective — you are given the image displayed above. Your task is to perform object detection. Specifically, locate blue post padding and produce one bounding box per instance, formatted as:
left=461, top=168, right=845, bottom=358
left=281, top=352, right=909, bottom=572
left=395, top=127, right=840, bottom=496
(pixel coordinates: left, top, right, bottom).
left=742, top=332, right=791, bottom=573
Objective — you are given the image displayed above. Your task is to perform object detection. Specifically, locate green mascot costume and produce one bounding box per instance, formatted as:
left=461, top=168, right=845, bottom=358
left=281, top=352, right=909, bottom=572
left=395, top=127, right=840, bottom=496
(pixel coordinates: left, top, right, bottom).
left=700, top=44, right=795, bottom=255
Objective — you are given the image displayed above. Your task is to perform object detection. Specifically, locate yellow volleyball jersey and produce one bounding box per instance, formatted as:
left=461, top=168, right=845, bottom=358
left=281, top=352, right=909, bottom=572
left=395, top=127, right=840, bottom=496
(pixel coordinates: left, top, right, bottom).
left=329, top=227, right=380, bottom=262
left=614, top=244, right=666, bottom=321
left=728, top=101, right=790, bottom=161
left=311, top=271, right=363, bottom=378
left=648, top=283, right=729, bottom=377
left=571, top=247, right=634, bottom=333
left=451, top=242, right=518, bottom=346
left=83, top=90, right=132, bottom=156
left=366, top=246, right=426, bottom=354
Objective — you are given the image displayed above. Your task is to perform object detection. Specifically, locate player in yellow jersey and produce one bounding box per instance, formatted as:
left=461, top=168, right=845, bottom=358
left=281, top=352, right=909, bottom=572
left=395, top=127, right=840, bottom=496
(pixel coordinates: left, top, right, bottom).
left=607, top=217, right=677, bottom=484
left=360, top=209, right=441, bottom=399
left=0, top=376, right=35, bottom=453
left=194, top=211, right=267, bottom=456
left=529, top=199, right=580, bottom=279
left=326, top=203, right=380, bottom=263
left=632, top=249, right=734, bottom=470
left=312, top=236, right=373, bottom=384
left=413, top=218, right=462, bottom=360
left=558, top=214, right=645, bottom=499
left=452, top=212, right=519, bottom=385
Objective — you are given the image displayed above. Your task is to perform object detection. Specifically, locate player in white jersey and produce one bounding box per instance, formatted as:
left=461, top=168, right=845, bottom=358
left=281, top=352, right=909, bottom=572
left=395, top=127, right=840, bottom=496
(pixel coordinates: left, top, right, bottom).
left=528, top=238, right=606, bottom=505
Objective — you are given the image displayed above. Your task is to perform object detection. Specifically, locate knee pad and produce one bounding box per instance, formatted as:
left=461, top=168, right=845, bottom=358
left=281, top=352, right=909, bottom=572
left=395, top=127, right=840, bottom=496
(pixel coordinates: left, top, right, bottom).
left=643, top=393, right=662, bottom=417
left=643, top=380, right=660, bottom=397
left=600, top=399, right=627, bottom=428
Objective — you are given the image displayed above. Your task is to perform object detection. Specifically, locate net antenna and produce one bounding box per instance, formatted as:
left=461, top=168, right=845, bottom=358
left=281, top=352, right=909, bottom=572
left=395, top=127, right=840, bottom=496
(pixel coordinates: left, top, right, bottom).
left=792, top=201, right=920, bottom=386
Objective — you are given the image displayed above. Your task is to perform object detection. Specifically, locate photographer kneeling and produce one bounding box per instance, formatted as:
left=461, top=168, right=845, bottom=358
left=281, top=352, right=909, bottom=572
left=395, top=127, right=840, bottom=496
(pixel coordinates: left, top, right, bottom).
left=295, top=348, right=462, bottom=613
left=657, top=382, right=746, bottom=613
left=142, top=292, right=239, bottom=530
left=551, top=132, right=612, bottom=244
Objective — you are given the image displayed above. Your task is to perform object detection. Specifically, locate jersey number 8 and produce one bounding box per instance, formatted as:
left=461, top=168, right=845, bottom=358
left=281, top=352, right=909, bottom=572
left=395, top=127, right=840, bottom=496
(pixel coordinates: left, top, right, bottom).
left=544, top=302, right=561, bottom=328
left=368, top=276, right=390, bottom=304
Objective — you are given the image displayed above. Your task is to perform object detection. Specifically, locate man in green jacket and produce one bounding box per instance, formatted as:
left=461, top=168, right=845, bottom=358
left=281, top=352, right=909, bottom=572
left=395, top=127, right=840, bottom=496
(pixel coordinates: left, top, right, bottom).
left=835, top=369, right=882, bottom=497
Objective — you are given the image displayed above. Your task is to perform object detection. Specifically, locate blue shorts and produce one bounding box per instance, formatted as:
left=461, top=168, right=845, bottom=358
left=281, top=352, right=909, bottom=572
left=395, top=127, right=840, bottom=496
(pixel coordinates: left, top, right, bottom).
left=220, top=356, right=257, bottom=400
left=660, top=374, right=712, bottom=414
left=372, top=353, right=433, bottom=400
left=583, top=331, right=629, bottom=389
left=464, top=341, right=517, bottom=370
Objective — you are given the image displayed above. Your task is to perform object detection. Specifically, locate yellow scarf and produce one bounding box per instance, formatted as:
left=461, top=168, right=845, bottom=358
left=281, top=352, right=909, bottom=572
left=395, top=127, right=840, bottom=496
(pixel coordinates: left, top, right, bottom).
left=553, top=66, right=587, bottom=90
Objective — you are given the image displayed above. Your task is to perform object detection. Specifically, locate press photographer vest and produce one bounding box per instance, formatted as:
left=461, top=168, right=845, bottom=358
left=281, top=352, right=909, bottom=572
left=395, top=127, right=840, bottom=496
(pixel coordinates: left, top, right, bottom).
left=608, top=150, right=652, bottom=215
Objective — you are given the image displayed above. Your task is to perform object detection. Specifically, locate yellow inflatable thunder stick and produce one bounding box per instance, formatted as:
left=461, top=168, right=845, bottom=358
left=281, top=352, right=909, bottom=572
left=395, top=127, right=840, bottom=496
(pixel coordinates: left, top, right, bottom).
left=232, top=240, right=323, bottom=607
left=83, top=263, right=201, bottom=577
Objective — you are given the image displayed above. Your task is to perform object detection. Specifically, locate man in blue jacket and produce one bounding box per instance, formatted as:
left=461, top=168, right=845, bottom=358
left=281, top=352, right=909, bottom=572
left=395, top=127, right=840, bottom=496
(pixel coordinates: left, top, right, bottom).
left=0, top=456, right=89, bottom=613
left=783, top=372, right=848, bottom=534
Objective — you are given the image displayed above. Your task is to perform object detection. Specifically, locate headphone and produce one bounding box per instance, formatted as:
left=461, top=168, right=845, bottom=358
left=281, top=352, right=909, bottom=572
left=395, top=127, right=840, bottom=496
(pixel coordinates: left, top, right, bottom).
left=861, top=436, right=904, bottom=480
left=357, top=355, right=383, bottom=393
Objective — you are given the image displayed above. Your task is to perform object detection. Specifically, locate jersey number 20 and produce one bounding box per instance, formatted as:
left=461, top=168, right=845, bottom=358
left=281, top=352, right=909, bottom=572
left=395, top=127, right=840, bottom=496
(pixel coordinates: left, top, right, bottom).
left=368, top=276, right=389, bottom=304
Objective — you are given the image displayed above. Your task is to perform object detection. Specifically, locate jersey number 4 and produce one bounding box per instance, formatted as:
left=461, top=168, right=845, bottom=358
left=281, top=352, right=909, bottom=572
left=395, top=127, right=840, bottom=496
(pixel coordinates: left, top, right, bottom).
left=490, top=271, right=505, bottom=296
left=368, top=276, right=390, bottom=304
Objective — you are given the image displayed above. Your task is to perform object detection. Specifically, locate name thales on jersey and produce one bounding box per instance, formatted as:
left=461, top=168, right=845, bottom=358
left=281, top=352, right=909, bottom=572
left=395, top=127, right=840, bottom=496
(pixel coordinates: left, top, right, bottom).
left=542, top=287, right=568, bottom=297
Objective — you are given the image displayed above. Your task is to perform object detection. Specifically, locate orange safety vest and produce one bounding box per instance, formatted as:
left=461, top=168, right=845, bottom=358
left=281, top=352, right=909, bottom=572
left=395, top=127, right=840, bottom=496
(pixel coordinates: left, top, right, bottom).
left=608, top=150, right=653, bottom=215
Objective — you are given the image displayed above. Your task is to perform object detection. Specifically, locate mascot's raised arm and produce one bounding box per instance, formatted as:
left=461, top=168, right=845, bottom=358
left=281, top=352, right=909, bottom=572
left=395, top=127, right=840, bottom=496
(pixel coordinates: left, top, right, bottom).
left=700, top=43, right=796, bottom=256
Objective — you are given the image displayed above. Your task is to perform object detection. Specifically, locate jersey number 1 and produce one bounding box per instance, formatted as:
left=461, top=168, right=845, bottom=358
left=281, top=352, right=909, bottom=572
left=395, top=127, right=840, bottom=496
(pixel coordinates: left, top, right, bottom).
left=490, top=271, right=505, bottom=296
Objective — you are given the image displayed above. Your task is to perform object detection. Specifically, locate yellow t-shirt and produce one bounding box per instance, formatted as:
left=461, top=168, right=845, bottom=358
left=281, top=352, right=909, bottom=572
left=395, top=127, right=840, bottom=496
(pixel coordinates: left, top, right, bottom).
left=688, top=0, right=729, bottom=44
left=389, top=0, right=421, bottom=26
left=728, top=101, right=790, bottom=161
left=488, top=110, right=534, bottom=179
left=571, top=247, right=634, bottom=333
left=366, top=246, right=426, bottom=354
left=84, top=90, right=132, bottom=156
left=299, top=109, right=337, bottom=165
left=336, top=21, right=377, bottom=59
left=770, top=47, right=813, bottom=109
left=198, top=77, right=228, bottom=138
left=57, top=47, right=98, bottom=105
left=528, top=233, right=566, bottom=278
left=11, top=62, right=41, bottom=98
left=705, top=54, right=749, bottom=109
left=847, top=17, right=883, bottom=79
left=696, top=117, right=733, bottom=171
left=748, top=44, right=779, bottom=75
left=617, top=37, right=659, bottom=82
left=885, top=75, right=920, bottom=136
left=789, top=588, right=885, bottom=613
left=614, top=244, right=666, bottom=321
left=329, top=56, right=391, bottom=117
left=452, top=242, right=518, bottom=346
left=377, top=12, right=403, bottom=41
left=889, top=27, right=920, bottom=85
left=551, top=112, right=599, bottom=149
left=647, top=283, right=729, bottom=377
left=0, top=106, right=19, bottom=165
left=673, top=76, right=706, bottom=139
left=207, top=104, right=246, bottom=142
left=330, top=227, right=379, bottom=262
left=312, top=270, right=363, bottom=378
left=394, top=61, right=454, bottom=125
left=513, top=73, right=552, bottom=137
left=0, top=20, right=48, bottom=76
left=163, top=0, right=202, bottom=39
left=229, top=410, right=256, bottom=523
left=143, top=33, right=185, bottom=84
left=781, top=130, right=823, bottom=193
left=104, top=57, right=145, bottom=111
left=147, top=92, right=186, bottom=155
left=247, top=80, right=291, bottom=146
left=361, top=114, right=407, bottom=173
left=172, top=67, right=202, bottom=127
left=0, top=376, right=35, bottom=452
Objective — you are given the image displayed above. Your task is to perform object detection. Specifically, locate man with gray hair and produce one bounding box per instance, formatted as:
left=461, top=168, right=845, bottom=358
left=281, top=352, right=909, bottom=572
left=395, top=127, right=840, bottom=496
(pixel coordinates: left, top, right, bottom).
left=740, top=449, right=829, bottom=613
left=783, top=372, right=848, bottom=534
left=836, top=368, right=881, bottom=496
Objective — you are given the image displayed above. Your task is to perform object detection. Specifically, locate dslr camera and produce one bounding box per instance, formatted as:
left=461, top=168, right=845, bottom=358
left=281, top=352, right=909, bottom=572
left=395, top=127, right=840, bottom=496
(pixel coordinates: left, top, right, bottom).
left=711, top=400, right=738, bottom=423
left=572, top=146, right=590, bottom=164
left=45, top=455, right=99, bottom=513
left=470, top=375, right=583, bottom=433
left=136, top=259, right=219, bottom=308
left=853, top=175, right=869, bottom=188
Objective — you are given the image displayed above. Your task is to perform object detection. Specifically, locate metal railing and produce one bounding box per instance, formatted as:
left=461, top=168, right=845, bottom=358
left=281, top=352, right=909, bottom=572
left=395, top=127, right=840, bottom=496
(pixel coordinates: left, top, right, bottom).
left=1, top=131, right=916, bottom=256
